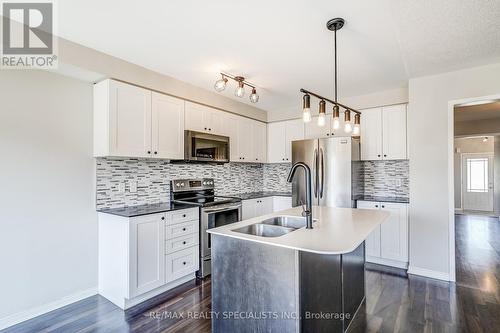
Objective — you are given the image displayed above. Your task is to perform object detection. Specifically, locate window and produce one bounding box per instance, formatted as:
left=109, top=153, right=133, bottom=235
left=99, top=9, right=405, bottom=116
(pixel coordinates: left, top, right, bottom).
left=466, top=158, right=488, bottom=193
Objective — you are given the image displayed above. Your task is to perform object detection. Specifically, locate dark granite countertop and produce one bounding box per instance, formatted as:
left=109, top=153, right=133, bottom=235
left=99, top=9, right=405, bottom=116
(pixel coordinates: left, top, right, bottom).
left=235, top=191, right=292, bottom=200
left=354, top=195, right=409, bottom=204
left=97, top=202, right=197, bottom=218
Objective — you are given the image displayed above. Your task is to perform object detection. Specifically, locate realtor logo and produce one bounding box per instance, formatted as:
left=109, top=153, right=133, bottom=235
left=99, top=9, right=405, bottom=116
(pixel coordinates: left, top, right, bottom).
left=1, top=0, right=58, bottom=69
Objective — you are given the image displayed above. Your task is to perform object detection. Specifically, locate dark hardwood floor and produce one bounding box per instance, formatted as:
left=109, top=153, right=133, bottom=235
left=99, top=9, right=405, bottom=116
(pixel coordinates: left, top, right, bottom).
left=3, top=214, right=500, bottom=333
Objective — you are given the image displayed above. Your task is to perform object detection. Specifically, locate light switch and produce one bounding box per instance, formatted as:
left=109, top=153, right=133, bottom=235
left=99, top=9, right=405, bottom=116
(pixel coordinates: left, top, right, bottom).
left=117, top=182, right=126, bottom=193
left=395, top=179, right=402, bottom=187
left=129, top=180, right=138, bottom=193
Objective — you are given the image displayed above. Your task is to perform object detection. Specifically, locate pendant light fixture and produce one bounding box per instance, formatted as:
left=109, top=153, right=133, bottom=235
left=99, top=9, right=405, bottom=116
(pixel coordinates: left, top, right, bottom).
left=300, top=18, right=361, bottom=135
left=214, top=72, right=260, bottom=103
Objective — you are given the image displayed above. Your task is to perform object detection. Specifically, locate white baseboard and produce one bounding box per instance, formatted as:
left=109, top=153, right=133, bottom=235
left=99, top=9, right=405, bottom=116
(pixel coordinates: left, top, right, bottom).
left=407, top=266, right=450, bottom=281
left=0, top=287, right=98, bottom=331
left=366, top=256, right=408, bottom=269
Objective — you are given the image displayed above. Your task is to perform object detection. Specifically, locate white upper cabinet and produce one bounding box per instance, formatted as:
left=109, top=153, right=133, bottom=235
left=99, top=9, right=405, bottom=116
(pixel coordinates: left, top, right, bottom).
left=382, top=104, right=407, bottom=160
left=94, top=79, right=185, bottom=160
left=185, top=101, right=226, bottom=135
left=237, top=117, right=253, bottom=162
left=94, top=79, right=152, bottom=158
left=253, top=121, right=267, bottom=163
left=360, top=104, right=407, bottom=161
left=151, top=92, right=184, bottom=159
left=304, top=116, right=332, bottom=139
left=267, top=119, right=304, bottom=163
left=360, top=107, right=383, bottom=160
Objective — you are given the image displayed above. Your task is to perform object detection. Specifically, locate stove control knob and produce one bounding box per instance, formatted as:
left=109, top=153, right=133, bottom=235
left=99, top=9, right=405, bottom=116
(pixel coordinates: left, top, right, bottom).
left=180, top=182, right=185, bottom=187
left=202, top=181, right=206, bottom=185
left=176, top=183, right=181, bottom=187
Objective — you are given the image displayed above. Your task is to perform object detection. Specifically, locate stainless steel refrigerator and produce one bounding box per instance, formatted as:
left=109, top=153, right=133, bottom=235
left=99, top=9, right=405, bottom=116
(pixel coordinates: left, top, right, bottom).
left=291, top=137, right=361, bottom=208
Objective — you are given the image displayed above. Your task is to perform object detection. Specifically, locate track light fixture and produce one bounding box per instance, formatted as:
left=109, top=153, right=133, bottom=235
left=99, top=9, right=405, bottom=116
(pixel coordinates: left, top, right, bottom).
left=214, top=72, right=260, bottom=103
left=300, top=18, right=361, bottom=135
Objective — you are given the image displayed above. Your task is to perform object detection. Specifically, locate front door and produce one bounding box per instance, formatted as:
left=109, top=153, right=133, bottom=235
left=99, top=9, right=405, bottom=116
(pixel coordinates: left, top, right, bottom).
left=462, top=154, right=494, bottom=211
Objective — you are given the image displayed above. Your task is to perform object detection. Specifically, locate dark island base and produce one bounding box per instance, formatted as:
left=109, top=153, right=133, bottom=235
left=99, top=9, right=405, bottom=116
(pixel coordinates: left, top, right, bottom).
left=211, top=235, right=366, bottom=333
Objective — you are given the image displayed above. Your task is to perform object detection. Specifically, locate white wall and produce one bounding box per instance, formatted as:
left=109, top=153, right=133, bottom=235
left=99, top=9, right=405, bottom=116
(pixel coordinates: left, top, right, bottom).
left=0, top=70, right=97, bottom=328
left=408, top=63, right=500, bottom=280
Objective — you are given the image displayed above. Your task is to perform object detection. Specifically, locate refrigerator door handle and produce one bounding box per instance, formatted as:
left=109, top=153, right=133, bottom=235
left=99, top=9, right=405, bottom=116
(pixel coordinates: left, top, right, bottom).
left=313, top=148, right=318, bottom=198
left=319, top=148, right=325, bottom=198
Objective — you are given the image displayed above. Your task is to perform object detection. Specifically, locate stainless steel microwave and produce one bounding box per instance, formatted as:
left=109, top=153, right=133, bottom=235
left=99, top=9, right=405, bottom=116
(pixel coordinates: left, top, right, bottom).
left=184, top=130, right=230, bottom=163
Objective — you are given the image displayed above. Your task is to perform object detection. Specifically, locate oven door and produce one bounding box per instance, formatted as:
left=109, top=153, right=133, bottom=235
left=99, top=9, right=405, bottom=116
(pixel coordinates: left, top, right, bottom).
left=201, top=203, right=241, bottom=259
left=185, top=130, right=230, bottom=162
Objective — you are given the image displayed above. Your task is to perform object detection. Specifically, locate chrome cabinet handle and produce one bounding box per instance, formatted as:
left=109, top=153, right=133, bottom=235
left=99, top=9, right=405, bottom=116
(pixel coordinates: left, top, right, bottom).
left=313, top=149, right=318, bottom=198
left=319, top=148, right=324, bottom=198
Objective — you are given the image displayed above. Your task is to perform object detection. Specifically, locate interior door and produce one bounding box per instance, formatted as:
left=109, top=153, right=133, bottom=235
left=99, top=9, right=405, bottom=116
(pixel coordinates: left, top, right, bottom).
left=318, top=137, right=352, bottom=208
left=462, top=154, right=494, bottom=211
left=292, top=139, right=318, bottom=207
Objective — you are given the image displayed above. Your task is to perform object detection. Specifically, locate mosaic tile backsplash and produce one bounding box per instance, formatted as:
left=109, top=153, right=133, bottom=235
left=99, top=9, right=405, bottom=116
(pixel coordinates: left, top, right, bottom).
left=96, top=158, right=291, bottom=209
left=360, top=160, right=409, bottom=198
left=95, top=158, right=408, bottom=209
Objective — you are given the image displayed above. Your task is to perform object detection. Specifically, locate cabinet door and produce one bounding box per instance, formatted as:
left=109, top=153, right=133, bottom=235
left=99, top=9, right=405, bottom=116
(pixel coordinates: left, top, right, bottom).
left=305, top=116, right=331, bottom=139
left=356, top=201, right=381, bottom=258
left=360, top=107, right=382, bottom=161
left=185, top=102, right=208, bottom=133
left=151, top=92, right=184, bottom=159
left=285, top=119, right=305, bottom=161
left=108, top=80, right=152, bottom=157
left=165, top=246, right=199, bottom=283
left=226, top=116, right=240, bottom=162
left=128, top=213, right=165, bottom=298
left=237, top=117, right=253, bottom=162
left=206, top=109, right=224, bottom=135
left=260, top=197, right=274, bottom=215
left=242, top=199, right=258, bottom=220
left=380, top=203, right=408, bottom=262
left=253, top=122, right=267, bottom=163
left=267, top=122, right=287, bottom=163
left=382, top=104, right=407, bottom=160
left=272, top=196, right=292, bottom=212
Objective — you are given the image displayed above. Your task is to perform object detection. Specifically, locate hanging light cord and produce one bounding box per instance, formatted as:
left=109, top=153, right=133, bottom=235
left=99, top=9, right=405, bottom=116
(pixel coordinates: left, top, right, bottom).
left=334, top=28, right=337, bottom=103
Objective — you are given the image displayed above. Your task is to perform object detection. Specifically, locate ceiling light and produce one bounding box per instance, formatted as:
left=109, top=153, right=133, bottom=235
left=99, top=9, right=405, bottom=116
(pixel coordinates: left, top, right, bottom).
left=483, top=137, right=489, bottom=142
left=235, top=79, right=245, bottom=98
left=332, top=105, right=340, bottom=130
left=303, top=94, right=311, bottom=122
left=250, top=88, right=259, bottom=103
left=344, top=109, right=352, bottom=133
left=214, top=75, right=228, bottom=92
left=299, top=18, right=362, bottom=135
left=318, top=100, right=326, bottom=127
left=353, top=113, right=360, bottom=135
left=214, top=73, right=260, bottom=103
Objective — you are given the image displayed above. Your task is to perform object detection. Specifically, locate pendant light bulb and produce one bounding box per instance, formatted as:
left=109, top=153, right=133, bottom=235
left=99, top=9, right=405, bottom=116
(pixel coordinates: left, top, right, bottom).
left=250, top=88, right=259, bottom=103
left=318, top=100, right=326, bottom=127
left=235, top=80, right=245, bottom=98
left=302, top=94, right=311, bottom=123
left=332, top=105, right=340, bottom=130
left=214, top=76, right=228, bottom=92
left=353, top=113, right=360, bottom=135
left=344, top=109, right=352, bottom=133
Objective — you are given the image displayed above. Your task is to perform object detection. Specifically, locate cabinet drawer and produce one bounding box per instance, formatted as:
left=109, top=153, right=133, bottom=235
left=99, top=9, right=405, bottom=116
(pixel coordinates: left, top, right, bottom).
left=166, top=234, right=199, bottom=254
left=165, top=246, right=199, bottom=283
left=167, top=208, right=199, bottom=225
left=166, top=220, right=198, bottom=240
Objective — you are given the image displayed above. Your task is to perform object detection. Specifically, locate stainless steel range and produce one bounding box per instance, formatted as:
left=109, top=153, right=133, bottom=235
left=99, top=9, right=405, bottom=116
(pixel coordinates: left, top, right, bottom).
left=170, top=178, right=242, bottom=278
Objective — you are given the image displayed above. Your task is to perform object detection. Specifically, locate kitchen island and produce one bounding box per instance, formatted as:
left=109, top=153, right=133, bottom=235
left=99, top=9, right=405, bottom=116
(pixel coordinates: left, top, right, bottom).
left=207, top=205, right=389, bottom=333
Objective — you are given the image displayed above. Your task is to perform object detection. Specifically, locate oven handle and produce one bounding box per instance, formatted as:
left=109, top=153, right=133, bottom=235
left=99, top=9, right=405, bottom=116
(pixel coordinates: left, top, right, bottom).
left=202, top=205, right=242, bottom=213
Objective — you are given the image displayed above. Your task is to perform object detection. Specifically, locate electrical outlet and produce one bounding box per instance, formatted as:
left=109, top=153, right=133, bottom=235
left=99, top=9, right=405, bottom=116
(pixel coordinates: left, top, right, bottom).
left=117, top=182, right=126, bottom=193
left=129, top=180, right=138, bottom=193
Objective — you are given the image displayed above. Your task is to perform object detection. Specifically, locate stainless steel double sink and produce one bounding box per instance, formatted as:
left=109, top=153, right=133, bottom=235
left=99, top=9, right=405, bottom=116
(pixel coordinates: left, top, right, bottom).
left=232, top=216, right=316, bottom=237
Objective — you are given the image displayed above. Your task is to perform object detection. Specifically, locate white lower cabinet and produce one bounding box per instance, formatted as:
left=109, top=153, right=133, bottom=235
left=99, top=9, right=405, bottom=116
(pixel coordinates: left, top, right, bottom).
left=98, top=207, right=199, bottom=309
left=357, top=201, right=408, bottom=268
left=242, top=196, right=292, bottom=219
left=272, top=196, right=293, bottom=212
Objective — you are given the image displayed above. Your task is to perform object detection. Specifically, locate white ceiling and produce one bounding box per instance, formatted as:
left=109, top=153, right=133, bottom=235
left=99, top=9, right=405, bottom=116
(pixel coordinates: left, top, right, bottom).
left=455, top=101, right=500, bottom=121
left=57, top=0, right=500, bottom=116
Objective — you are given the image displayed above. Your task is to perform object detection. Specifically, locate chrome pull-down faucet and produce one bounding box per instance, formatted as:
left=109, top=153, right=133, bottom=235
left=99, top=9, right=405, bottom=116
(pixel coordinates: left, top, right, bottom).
left=287, top=162, right=313, bottom=229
